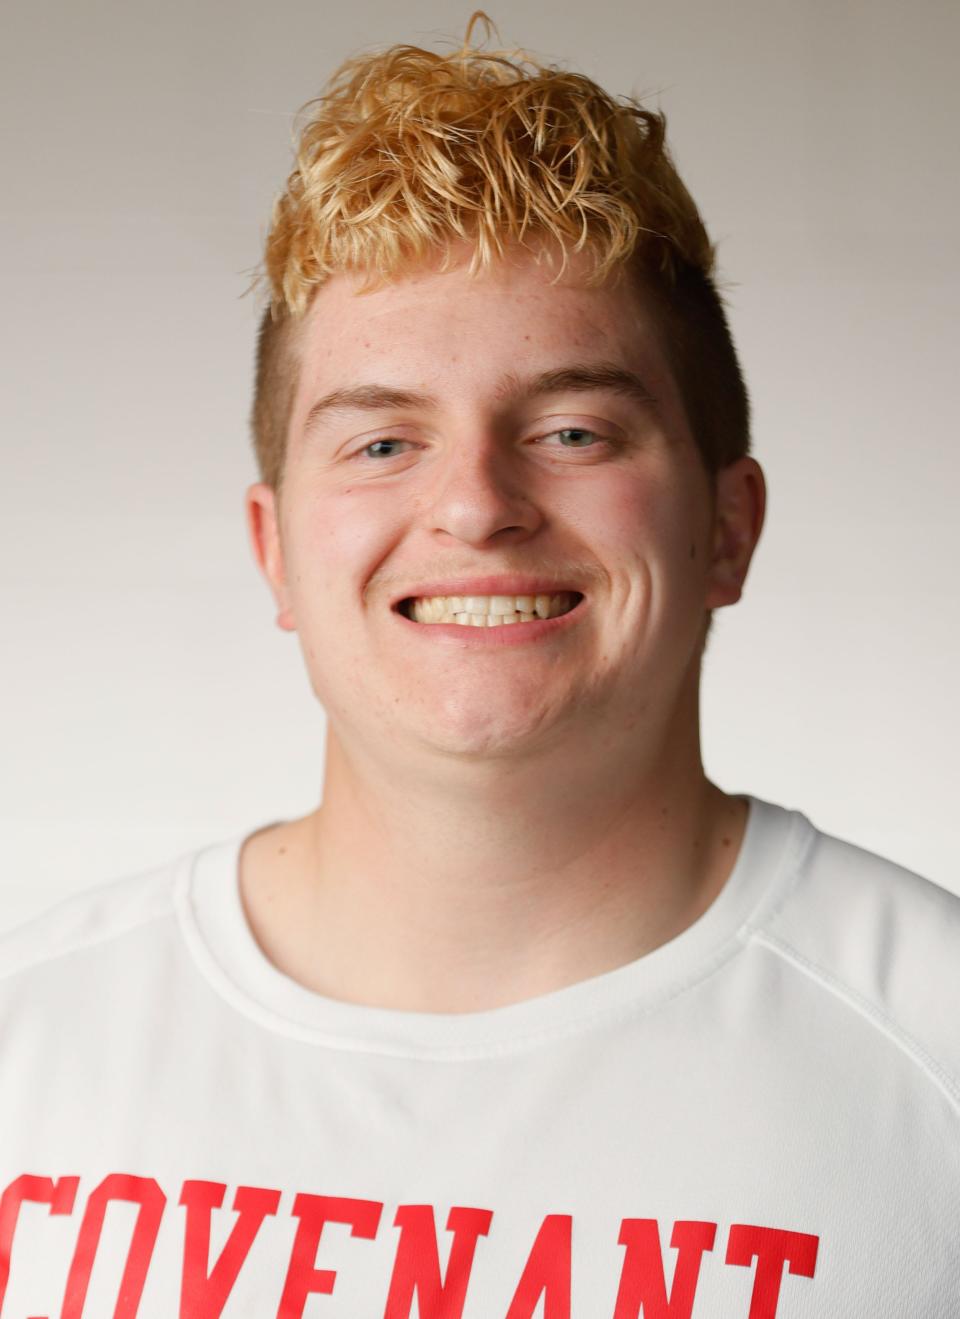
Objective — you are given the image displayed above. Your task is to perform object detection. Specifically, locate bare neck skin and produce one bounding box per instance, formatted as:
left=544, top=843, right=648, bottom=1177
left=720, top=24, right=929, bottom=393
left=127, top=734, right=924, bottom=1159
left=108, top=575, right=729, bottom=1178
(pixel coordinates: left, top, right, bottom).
left=240, top=254, right=764, bottom=1014
left=239, top=665, right=747, bottom=1015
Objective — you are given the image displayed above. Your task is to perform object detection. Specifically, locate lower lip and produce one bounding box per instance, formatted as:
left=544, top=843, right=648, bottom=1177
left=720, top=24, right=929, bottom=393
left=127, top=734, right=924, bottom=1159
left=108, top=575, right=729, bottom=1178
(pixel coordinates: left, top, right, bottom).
left=392, top=599, right=587, bottom=646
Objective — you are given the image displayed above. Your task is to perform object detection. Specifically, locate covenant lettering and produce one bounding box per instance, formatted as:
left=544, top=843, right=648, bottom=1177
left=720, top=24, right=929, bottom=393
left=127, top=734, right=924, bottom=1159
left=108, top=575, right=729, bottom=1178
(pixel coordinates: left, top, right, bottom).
left=2, top=13, right=957, bottom=1318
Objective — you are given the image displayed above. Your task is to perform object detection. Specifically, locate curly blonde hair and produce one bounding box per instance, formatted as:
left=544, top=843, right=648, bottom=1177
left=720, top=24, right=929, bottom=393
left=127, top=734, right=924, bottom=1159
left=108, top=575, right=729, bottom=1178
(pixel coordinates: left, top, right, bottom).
left=252, top=15, right=749, bottom=489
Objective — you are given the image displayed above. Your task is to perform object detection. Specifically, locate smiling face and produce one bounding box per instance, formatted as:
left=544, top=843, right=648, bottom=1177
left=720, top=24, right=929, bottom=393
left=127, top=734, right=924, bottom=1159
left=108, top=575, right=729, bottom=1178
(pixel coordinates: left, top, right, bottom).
left=247, top=249, right=762, bottom=764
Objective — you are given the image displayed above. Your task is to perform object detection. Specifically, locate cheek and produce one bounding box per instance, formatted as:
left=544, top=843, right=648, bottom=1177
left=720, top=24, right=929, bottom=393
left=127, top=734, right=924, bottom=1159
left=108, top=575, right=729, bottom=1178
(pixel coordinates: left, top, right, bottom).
left=594, top=469, right=713, bottom=636
left=284, top=487, right=404, bottom=614
left=582, top=466, right=706, bottom=568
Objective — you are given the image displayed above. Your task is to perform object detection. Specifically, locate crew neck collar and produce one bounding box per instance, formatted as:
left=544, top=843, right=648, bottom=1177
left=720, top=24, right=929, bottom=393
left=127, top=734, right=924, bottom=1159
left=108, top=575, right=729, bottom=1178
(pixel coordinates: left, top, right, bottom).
left=175, top=796, right=812, bottom=1060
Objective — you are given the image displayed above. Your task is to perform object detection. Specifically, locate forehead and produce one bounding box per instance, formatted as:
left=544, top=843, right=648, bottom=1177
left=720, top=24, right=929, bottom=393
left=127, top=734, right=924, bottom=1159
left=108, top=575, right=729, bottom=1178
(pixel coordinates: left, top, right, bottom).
left=288, top=250, right=683, bottom=425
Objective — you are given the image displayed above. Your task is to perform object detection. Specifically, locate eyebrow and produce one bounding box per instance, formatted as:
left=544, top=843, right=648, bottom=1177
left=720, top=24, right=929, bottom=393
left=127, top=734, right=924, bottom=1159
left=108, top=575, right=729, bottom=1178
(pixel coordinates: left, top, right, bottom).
left=302, top=361, right=658, bottom=433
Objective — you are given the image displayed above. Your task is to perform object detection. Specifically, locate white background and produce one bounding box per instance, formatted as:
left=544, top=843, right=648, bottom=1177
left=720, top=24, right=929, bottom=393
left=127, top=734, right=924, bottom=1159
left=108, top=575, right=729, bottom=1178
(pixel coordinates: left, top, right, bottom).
left=2, top=0, right=957, bottom=928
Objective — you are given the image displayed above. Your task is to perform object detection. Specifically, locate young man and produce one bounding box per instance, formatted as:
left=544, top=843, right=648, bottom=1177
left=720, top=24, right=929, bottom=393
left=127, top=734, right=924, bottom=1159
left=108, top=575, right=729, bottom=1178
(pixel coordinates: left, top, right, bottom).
left=0, top=23, right=957, bottom=1318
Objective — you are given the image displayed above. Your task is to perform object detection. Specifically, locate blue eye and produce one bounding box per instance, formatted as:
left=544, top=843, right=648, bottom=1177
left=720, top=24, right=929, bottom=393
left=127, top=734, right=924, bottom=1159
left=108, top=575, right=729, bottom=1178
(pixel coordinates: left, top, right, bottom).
left=551, top=428, right=600, bottom=447
left=361, top=439, right=409, bottom=459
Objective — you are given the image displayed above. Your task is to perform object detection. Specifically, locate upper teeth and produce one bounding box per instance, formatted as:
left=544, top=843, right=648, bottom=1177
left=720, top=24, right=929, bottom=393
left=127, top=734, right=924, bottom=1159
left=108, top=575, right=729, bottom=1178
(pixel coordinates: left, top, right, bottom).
left=409, top=593, right=577, bottom=625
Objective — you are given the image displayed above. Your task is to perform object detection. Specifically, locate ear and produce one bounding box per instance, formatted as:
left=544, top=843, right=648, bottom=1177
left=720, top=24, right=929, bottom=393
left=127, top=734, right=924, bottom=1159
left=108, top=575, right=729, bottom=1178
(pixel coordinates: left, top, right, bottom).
left=245, top=482, right=296, bottom=631
left=704, top=457, right=766, bottom=609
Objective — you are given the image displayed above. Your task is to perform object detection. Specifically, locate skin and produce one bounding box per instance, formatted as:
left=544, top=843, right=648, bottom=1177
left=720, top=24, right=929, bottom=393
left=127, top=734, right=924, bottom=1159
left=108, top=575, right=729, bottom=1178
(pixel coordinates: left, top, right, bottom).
left=244, top=247, right=766, bottom=1013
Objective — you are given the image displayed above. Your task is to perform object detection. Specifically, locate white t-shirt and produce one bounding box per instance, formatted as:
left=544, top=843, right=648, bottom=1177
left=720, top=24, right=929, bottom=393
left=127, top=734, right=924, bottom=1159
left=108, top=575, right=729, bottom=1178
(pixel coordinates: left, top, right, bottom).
left=0, top=796, right=957, bottom=1317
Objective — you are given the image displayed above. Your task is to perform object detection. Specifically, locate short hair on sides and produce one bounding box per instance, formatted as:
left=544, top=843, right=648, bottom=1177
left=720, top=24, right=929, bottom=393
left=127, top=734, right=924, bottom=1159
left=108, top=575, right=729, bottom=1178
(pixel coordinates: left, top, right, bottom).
left=250, top=13, right=751, bottom=494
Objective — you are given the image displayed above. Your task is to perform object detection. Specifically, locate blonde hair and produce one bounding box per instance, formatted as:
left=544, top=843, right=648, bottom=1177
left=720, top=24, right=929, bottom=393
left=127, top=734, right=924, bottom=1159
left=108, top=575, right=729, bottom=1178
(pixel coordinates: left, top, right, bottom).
left=252, top=15, right=749, bottom=488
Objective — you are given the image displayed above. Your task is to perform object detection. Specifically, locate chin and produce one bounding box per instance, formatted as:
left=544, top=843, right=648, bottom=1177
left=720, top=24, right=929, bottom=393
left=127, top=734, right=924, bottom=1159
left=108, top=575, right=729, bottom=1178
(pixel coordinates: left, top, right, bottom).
left=408, top=692, right=577, bottom=760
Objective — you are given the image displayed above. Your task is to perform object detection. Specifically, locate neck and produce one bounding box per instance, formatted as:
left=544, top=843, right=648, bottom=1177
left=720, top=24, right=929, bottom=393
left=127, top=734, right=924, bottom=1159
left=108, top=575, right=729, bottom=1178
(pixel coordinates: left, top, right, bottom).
left=239, top=682, right=748, bottom=1014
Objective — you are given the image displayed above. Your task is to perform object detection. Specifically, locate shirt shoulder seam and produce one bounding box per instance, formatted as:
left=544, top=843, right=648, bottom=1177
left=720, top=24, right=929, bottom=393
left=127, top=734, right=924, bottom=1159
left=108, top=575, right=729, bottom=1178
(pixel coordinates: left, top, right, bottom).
left=0, top=882, right=180, bottom=985
left=751, top=928, right=960, bottom=1117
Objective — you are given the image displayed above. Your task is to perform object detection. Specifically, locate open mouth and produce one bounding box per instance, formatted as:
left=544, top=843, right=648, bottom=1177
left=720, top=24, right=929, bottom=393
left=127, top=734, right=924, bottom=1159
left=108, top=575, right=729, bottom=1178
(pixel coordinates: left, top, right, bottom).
left=398, top=591, right=583, bottom=627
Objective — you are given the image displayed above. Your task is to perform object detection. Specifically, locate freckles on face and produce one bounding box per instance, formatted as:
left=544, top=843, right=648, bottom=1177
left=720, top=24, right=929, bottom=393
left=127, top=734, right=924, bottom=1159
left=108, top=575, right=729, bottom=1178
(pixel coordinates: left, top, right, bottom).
left=271, top=253, right=718, bottom=754
left=547, top=414, right=710, bottom=592
left=281, top=480, right=403, bottom=630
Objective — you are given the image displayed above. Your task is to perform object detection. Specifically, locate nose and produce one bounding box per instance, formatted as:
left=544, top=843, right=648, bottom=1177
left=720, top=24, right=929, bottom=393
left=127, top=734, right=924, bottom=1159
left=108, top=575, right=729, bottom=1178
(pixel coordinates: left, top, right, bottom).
left=425, top=434, right=543, bottom=547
